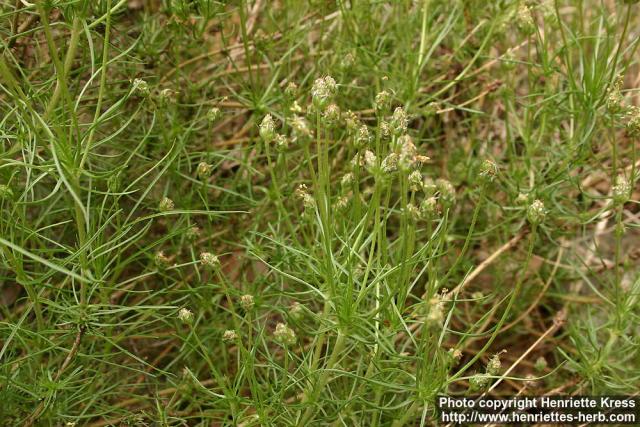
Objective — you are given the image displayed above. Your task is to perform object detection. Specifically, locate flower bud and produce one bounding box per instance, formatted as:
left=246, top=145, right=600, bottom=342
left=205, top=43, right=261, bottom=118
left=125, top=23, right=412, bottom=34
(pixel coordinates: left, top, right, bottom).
left=311, top=76, right=337, bottom=111
left=132, top=78, right=150, bottom=97
left=207, top=107, right=221, bottom=123
left=197, top=162, right=212, bottom=180
left=420, top=197, right=439, bottom=220
left=0, top=184, right=14, bottom=201
left=390, top=107, right=408, bottom=136
left=612, top=175, right=631, bottom=205
left=323, top=103, right=341, bottom=127
left=408, top=170, right=423, bottom=192
left=284, top=82, right=298, bottom=98
left=259, top=114, right=276, bottom=143
left=200, top=252, right=220, bottom=269
left=223, top=329, right=238, bottom=342
left=381, top=153, right=399, bottom=173
left=374, top=90, right=392, bottom=114
left=178, top=307, right=194, bottom=324
left=436, top=179, right=456, bottom=207
left=486, top=353, right=502, bottom=375
left=155, top=251, right=171, bottom=268
left=355, top=125, right=371, bottom=148
left=527, top=199, right=546, bottom=225
left=275, top=134, right=289, bottom=152
left=274, top=322, right=296, bottom=346
left=159, top=197, right=175, bottom=212
left=240, top=294, right=255, bottom=310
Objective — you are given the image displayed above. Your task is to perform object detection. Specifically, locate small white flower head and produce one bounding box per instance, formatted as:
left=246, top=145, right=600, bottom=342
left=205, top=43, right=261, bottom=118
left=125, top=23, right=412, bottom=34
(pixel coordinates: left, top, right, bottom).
left=426, top=296, right=444, bottom=325
left=186, top=225, right=200, bottom=243
left=0, top=184, right=13, bottom=200
left=390, top=107, right=408, bottom=136
left=405, top=203, right=420, bottom=222
left=341, top=172, right=355, bottom=189
left=274, top=322, right=296, bottom=346
left=606, top=75, right=624, bottom=114
left=340, top=52, right=355, bottom=70
left=515, top=192, right=529, bottom=205
left=379, top=121, right=391, bottom=140
left=275, top=134, right=289, bottom=152
left=448, top=348, right=463, bottom=364
left=197, top=161, right=212, bottom=180
left=516, top=4, right=535, bottom=35
left=132, top=78, right=150, bottom=97
left=612, top=175, right=631, bottom=205
left=259, top=114, right=277, bottom=143
left=157, top=88, right=176, bottom=107
left=290, top=100, right=303, bottom=114
left=534, top=356, right=548, bottom=372
left=408, top=170, right=423, bottom=192
left=311, top=75, right=337, bottom=110
left=284, top=81, right=298, bottom=98
left=323, top=103, right=341, bottom=127
left=155, top=250, right=170, bottom=268
left=178, top=307, right=194, bottom=324
left=627, top=107, right=640, bottom=136
left=222, top=329, right=238, bottom=342
left=381, top=153, right=399, bottom=173
left=159, top=197, right=175, bottom=212
left=436, top=179, right=456, bottom=207
left=420, top=197, right=439, bottom=220
left=374, top=90, right=392, bottom=114
left=423, top=177, right=436, bottom=196
left=291, top=115, right=311, bottom=139
left=424, top=101, right=441, bottom=115
left=207, top=106, right=221, bottom=123
left=355, top=125, right=371, bottom=148
left=486, top=353, right=502, bottom=375
left=240, top=294, right=255, bottom=311
left=200, top=252, right=220, bottom=269
left=527, top=199, right=546, bottom=225
left=363, top=150, right=377, bottom=171
left=479, top=159, right=498, bottom=184
left=289, top=301, right=305, bottom=321
left=295, top=184, right=315, bottom=211
left=335, top=196, right=349, bottom=212
left=398, top=135, right=417, bottom=171
left=344, top=110, right=361, bottom=135
left=469, top=373, right=491, bottom=390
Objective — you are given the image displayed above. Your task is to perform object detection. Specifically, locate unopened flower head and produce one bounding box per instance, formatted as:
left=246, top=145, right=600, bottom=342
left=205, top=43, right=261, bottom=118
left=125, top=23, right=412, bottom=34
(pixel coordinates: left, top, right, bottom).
left=311, top=75, right=337, bottom=110
left=275, top=134, right=289, bottom=152
left=423, top=177, right=436, bottom=196
left=390, top=107, right=408, bottom=136
left=420, top=197, right=439, bottom=219
left=159, top=197, right=174, bottom=212
left=379, top=121, right=391, bottom=140
left=200, top=252, right=220, bottom=269
left=0, top=184, right=13, bottom=200
left=449, top=348, right=463, bottom=363
left=289, top=302, right=304, bottom=321
left=612, top=176, right=631, bottom=205
left=340, top=52, right=355, bottom=70
left=436, top=179, right=456, bottom=206
left=155, top=250, right=170, bottom=268
left=469, top=373, right=491, bottom=390
left=381, top=153, right=399, bottom=173
left=132, top=78, right=150, bottom=97
left=405, top=203, right=420, bottom=222
left=425, top=101, right=441, bottom=115
left=207, top=106, right=221, bottom=123
left=486, top=353, right=502, bottom=375
left=479, top=159, right=498, bottom=183
left=341, top=172, right=355, bottom=189
left=398, top=135, right=417, bottom=171
left=355, top=125, right=371, bottom=148
left=291, top=115, right=311, bottom=139
left=259, top=114, right=277, bottom=143
left=323, top=103, right=341, bottom=126
left=606, top=75, right=624, bottom=114
left=274, top=322, right=296, bottom=346
left=178, top=307, right=194, bottom=324
left=295, top=184, right=315, bottom=211
left=186, top=225, right=200, bottom=242
left=197, top=161, right=212, bottom=180
left=157, top=88, right=176, bottom=107
left=527, top=199, right=546, bottom=225
left=363, top=150, right=377, bottom=171
left=344, top=110, right=361, bottom=134
left=516, top=4, right=535, bottom=35
left=240, top=294, right=255, bottom=310
left=374, top=90, right=392, bottom=113
left=285, top=81, right=298, bottom=98
left=335, top=196, right=349, bottom=212
left=426, top=296, right=444, bottom=325
left=223, top=329, right=238, bottom=342
left=408, top=170, right=423, bottom=192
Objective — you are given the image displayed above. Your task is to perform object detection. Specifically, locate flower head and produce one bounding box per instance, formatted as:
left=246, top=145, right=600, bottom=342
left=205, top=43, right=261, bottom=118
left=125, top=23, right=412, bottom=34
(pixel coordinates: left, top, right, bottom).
left=390, top=107, right=408, bottom=136
left=132, top=78, right=150, bottom=97
left=374, top=90, right=392, bottom=114
left=200, top=252, right=220, bottom=269
left=259, top=114, right=277, bottom=143
left=197, top=162, right=212, bottom=180
left=223, top=329, right=238, bottom=342
left=274, top=322, right=296, bottom=346
left=311, top=76, right=337, bottom=110
left=612, top=175, right=631, bottom=205
left=178, top=307, right=194, bottom=324
left=159, top=197, right=174, bottom=212
left=207, top=107, right=221, bottom=123
left=527, top=199, right=546, bottom=225
left=240, top=294, right=255, bottom=310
